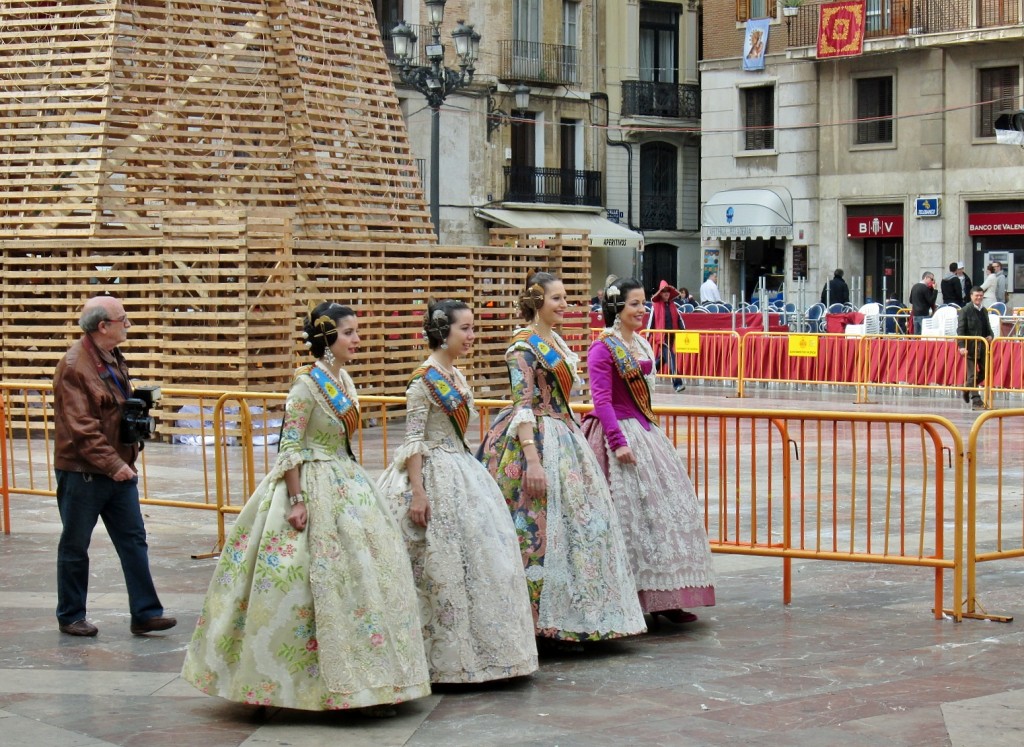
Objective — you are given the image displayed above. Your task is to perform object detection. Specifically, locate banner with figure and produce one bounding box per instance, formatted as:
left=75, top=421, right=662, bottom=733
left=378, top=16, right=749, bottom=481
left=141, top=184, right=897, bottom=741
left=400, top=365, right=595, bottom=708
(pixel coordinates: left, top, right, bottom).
left=816, top=0, right=866, bottom=59
left=742, top=18, right=770, bottom=71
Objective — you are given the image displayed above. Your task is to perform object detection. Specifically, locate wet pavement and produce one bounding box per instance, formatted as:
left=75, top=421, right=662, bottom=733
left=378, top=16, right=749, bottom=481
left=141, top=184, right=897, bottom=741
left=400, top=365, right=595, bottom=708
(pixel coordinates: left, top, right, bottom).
left=2, top=384, right=1024, bottom=746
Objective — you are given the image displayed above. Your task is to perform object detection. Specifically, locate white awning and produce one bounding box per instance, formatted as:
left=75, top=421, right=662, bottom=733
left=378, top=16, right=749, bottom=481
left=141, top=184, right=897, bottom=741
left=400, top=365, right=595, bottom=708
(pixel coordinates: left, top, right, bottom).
left=701, top=187, right=793, bottom=240
left=475, top=208, right=644, bottom=250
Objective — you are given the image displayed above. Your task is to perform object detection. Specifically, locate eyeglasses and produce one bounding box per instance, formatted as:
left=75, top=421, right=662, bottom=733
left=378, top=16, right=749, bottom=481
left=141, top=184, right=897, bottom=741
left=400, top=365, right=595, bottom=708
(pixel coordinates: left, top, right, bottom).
left=104, top=315, right=129, bottom=326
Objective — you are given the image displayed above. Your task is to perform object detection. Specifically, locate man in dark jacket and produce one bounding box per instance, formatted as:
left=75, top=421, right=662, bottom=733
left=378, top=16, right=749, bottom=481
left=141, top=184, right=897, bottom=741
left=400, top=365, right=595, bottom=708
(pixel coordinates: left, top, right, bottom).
left=957, top=286, right=994, bottom=409
left=909, top=271, right=938, bottom=334
left=53, top=295, right=176, bottom=637
left=940, top=261, right=972, bottom=307
left=820, top=269, right=850, bottom=306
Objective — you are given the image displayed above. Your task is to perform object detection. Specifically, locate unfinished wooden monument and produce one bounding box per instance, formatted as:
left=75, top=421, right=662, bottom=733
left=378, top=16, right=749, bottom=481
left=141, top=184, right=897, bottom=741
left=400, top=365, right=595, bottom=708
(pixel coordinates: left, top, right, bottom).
left=0, top=0, right=589, bottom=405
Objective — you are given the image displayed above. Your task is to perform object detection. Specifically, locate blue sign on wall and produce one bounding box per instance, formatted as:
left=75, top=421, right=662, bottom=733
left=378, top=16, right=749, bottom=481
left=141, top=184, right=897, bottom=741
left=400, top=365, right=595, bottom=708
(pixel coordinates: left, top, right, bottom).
left=915, top=196, right=941, bottom=218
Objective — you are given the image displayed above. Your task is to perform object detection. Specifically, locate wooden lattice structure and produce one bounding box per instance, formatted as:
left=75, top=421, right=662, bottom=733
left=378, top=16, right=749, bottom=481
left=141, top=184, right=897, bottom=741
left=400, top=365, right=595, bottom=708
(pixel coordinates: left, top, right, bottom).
left=0, top=0, right=589, bottom=412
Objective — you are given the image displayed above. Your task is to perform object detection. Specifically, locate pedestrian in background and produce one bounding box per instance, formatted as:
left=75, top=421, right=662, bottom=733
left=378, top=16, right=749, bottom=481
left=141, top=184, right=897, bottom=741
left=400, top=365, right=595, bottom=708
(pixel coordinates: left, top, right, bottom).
left=648, top=279, right=686, bottom=392
left=52, top=295, right=176, bottom=638
left=909, top=271, right=938, bottom=334
left=821, top=268, right=850, bottom=306
left=957, top=286, right=994, bottom=410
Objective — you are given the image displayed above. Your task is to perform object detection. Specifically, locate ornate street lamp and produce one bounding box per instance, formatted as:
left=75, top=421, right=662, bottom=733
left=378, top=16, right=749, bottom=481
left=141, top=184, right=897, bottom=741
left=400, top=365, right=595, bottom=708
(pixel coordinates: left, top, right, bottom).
left=391, top=0, right=479, bottom=237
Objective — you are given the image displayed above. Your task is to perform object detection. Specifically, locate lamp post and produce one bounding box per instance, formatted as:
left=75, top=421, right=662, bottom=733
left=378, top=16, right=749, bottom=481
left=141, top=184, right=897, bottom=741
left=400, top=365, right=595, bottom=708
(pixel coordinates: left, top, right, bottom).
left=391, top=1, right=480, bottom=238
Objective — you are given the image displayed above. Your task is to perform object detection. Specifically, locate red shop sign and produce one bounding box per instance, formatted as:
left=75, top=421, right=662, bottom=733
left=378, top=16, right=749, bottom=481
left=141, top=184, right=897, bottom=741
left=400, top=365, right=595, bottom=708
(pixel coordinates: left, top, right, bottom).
left=846, top=215, right=903, bottom=238
left=968, top=212, right=1024, bottom=235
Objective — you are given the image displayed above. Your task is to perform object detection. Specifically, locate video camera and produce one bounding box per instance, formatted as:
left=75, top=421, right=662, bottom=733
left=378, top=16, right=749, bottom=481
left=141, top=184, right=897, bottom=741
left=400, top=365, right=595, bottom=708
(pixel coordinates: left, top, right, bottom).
left=120, top=385, right=161, bottom=444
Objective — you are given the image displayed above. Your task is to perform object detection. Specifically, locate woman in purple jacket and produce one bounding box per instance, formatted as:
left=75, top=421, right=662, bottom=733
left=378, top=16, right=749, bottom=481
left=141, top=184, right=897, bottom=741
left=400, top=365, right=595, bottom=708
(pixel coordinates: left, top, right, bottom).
left=582, top=277, right=716, bottom=625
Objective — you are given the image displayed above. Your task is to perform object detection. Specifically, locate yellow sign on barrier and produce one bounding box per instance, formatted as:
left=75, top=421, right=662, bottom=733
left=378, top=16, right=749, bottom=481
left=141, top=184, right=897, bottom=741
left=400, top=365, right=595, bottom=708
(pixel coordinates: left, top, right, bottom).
left=675, top=331, right=700, bottom=354
left=788, top=334, right=819, bottom=357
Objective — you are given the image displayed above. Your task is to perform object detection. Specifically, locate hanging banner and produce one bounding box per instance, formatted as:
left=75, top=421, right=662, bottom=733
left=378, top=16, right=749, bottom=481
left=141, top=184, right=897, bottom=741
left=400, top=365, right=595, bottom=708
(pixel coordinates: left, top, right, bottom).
left=816, top=0, right=866, bottom=59
left=743, top=18, right=770, bottom=72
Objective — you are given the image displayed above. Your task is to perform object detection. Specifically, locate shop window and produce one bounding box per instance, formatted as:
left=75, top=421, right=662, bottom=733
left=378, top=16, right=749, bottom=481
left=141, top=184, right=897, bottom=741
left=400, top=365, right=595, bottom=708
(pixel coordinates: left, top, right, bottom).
left=978, top=66, right=1020, bottom=138
left=736, top=0, right=776, bottom=21
left=855, top=76, right=893, bottom=144
left=742, top=86, right=775, bottom=151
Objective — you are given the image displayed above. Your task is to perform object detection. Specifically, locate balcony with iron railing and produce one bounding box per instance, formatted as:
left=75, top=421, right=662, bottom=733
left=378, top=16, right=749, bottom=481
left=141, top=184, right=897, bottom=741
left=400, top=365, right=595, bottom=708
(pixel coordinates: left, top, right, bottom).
left=621, top=81, right=700, bottom=120
left=497, top=40, right=579, bottom=87
left=785, top=0, right=1022, bottom=48
left=502, top=166, right=601, bottom=206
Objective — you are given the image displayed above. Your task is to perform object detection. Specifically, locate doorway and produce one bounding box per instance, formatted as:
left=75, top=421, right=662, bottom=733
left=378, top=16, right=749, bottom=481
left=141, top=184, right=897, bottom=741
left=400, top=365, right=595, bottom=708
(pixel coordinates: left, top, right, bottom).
left=742, top=238, right=785, bottom=302
left=643, top=243, right=678, bottom=296
left=864, top=238, right=903, bottom=303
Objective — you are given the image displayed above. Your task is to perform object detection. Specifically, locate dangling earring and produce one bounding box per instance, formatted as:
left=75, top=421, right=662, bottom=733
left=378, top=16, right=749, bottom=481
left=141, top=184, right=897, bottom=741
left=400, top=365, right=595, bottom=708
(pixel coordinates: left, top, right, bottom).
left=440, top=342, right=448, bottom=350
left=323, top=347, right=336, bottom=366
left=613, top=316, right=622, bottom=332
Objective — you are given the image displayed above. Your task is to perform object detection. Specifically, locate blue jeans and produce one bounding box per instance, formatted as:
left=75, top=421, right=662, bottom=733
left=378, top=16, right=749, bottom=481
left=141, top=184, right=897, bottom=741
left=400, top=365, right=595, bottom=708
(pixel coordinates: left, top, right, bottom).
left=657, top=337, right=683, bottom=389
left=55, top=470, right=164, bottom=626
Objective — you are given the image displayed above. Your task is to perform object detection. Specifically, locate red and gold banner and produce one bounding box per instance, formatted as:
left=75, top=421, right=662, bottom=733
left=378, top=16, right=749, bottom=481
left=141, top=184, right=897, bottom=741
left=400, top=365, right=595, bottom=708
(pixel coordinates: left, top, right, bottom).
left=816, top=0, right=866, bottom=59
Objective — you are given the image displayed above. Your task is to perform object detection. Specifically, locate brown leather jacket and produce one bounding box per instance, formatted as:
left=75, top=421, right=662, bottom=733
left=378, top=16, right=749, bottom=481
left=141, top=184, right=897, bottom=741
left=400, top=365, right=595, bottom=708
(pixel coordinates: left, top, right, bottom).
left=53, top=335, right=139, bottom=477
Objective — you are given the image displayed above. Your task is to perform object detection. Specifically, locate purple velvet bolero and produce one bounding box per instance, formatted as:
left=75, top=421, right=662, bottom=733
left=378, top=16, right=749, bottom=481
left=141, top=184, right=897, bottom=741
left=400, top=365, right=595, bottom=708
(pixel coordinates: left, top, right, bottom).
left=587, top=339, right=654, bottom=452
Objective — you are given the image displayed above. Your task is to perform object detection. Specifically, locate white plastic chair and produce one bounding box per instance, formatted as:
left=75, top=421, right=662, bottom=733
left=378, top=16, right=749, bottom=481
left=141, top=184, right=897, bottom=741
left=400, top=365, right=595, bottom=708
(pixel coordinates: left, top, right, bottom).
left=932, top=305, right=959, bottom=336
left=920, top=317, right=944, bottom=337
left=990, top=313, right=1002, bottom=339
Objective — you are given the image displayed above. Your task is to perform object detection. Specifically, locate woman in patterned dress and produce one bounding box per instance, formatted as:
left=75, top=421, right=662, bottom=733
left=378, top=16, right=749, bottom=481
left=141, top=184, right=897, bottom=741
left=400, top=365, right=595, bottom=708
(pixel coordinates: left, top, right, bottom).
left=479, top=271, right=646, bottom=642
left=581, top=278, right=716, bottom=626
left=182, top=303, right=430, bottom=712
left=378, top=299, right=537, bottom=683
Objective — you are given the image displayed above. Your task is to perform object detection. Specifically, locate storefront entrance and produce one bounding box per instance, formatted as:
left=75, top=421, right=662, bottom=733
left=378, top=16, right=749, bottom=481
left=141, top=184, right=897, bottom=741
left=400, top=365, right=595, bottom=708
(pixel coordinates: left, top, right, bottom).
left=864, top=238, right=904, bottom=304
left=741, top=238, right=785, bottom=302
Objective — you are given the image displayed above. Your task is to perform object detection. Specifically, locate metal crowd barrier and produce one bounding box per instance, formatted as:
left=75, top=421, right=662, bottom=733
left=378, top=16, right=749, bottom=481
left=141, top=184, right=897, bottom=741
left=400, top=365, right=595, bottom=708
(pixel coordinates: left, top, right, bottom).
left=963, top=408, right=1024, bottom=623
left=639, top=328, right=1002, bottom=406
left=6, top=379, right=1019, bottom=623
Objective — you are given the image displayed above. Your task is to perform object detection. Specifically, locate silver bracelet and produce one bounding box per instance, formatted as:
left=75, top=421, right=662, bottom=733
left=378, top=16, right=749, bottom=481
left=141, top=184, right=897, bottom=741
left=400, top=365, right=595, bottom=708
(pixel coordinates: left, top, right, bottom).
left=288, top=492, right=305, bottom=506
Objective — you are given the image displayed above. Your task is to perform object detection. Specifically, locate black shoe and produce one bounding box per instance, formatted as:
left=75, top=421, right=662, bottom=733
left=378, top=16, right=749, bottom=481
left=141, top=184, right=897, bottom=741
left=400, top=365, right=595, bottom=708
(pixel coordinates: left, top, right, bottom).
left=972, top=400, right=985, bottom=411
left=130, top=616, right=177, bottom=636
left=59, top=619, right=98, bottom=637
left=962, top=390, right=970, bottom=403
left=674, top=383, right=686, bottom=392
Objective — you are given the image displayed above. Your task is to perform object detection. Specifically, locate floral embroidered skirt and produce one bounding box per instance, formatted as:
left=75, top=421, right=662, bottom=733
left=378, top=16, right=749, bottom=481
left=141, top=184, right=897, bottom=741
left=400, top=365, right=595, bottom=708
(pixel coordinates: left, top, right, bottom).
left=181, top=456, right=431, bottom=710
left=582, top=416, right=716, bottom=612
left=378, top=448, right=538, bottom=683
left=479, top=409, right=646, bottom=641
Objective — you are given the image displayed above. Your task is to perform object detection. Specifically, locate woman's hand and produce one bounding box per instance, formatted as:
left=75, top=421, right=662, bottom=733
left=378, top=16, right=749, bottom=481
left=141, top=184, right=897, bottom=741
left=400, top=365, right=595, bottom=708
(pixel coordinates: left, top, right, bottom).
left=409, top=490, right=431, bottom=527
left=523, top=460, right=547, bottom=498
left=614, top=445, right=636, bottom=465
left=287, top=502, right=308, bottom=532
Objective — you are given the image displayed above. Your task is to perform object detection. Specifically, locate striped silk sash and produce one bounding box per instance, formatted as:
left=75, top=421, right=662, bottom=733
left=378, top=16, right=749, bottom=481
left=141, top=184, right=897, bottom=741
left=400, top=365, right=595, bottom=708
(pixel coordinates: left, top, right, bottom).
left=308, top=364, right=361, bottom=440
left=410, top=364, right=470, bottom=442
left=600, top=332, right=656, bottom=425
left=511, top=329, right=576, bottom=407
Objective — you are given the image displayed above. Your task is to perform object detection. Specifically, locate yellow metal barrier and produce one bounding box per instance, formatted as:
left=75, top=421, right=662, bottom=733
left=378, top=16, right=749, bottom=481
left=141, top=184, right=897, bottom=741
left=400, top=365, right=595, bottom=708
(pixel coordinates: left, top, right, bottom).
left=0, top=380, right=984, bottom=621
left=651, top=406, right=963, bottom=620
left=1, top=395, right=8, bottom=534
left=962, top=408, right=1023, bottom=623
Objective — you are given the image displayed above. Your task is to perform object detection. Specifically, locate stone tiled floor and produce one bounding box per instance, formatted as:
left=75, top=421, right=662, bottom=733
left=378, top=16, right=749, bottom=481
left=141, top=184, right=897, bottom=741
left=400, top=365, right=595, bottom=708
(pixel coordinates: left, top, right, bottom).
left=2, top=385, right=1024, bottom=746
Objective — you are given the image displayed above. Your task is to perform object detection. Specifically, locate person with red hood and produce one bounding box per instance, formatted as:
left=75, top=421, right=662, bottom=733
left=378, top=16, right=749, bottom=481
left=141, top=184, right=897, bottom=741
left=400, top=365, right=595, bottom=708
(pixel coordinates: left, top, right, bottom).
left=646, top=280, right=686, bottom=392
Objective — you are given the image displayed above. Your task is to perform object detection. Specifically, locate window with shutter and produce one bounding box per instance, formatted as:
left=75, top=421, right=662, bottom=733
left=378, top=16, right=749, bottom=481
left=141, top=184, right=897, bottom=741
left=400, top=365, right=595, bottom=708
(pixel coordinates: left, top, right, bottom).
left=743, top=86, right=775, bottom=151
left=736, top=0, right=776, bottom=22
left=978, top=66, right=1020, bottom=138
left=855, top=76, right=894, bottom=145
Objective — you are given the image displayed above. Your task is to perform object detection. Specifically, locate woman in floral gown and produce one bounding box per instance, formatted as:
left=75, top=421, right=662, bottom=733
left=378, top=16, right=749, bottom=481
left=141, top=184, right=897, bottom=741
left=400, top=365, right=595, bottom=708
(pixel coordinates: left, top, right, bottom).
left=479, top=272, right=646, bottom=642
left=582, top=278, right=715, bottom=626
left=182, top=303, right=430, bottom=712
left=378, top=299, right=537, bottom=682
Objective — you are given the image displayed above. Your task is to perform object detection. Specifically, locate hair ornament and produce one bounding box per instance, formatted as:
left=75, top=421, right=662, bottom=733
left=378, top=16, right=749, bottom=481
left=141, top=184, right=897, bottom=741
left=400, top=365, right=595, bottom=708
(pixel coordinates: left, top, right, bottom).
left=520, top=282, right=546, bottom=310
left=301, top=331, right=309, bottom=340
left=606, top=285, right=620, bottom=299
left=427, top=307, right=451, bottom=339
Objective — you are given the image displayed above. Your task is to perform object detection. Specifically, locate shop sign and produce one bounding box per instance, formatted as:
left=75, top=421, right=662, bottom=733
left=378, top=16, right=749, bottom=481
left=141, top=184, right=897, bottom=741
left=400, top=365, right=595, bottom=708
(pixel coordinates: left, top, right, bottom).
left=968, top=212, right=1024, bottom=235
left=846, top=215, right=904, bottom=238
